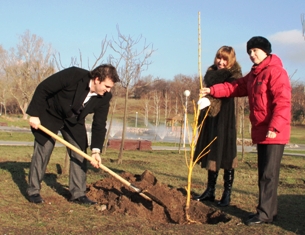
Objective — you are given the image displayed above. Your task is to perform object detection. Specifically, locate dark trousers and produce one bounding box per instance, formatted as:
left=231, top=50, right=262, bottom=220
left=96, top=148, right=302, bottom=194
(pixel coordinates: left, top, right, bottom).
left=256, top=144, right=284, bottom=222
left=27, top=127, right=87, bottom=200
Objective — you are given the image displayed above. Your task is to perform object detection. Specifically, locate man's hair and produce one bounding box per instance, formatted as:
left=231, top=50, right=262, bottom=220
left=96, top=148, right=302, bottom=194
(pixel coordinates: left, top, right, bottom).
left=90, top=64, right=120, bottom=83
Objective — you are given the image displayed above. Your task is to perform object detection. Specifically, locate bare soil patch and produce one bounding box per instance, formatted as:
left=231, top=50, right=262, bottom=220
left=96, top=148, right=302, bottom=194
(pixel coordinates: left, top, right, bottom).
left=87, top=169, right=230, bottom=225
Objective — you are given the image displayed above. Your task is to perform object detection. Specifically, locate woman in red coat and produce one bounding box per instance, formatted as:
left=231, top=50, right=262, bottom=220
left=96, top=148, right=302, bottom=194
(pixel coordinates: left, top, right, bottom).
left=200, top=36, right=291, bottom=226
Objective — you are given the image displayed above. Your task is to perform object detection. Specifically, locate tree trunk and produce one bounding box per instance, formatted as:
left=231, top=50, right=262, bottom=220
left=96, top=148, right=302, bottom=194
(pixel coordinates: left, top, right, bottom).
left=103, top=98, right=117, bottom=155
left=241, top=98, right=245, bottom=162
left=21, top=102, right=28, bottom=119
left=178, top=121, right=183, bottom=154
left=235, top=98, right=239, bottom=134
left=117, top=89, right=129, bottom=164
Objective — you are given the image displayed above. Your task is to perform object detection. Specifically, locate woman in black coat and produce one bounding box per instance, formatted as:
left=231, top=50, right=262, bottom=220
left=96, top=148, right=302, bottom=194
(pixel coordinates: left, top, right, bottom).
left=193, top=46, right=242, bottom=207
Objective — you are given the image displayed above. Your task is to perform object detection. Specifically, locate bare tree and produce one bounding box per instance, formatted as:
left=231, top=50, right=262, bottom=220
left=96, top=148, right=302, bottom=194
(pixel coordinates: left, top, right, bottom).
left=53, top=37, right=109, bottom=70
left=171, top=75, right=188, bottom=110
left=170, top=74, right=199, bottom=115
left=152, top=91, right=161, bottom=126
left=174, top=97, right=178, bottom=115
left=5, top=30, right=55, bottom=119
left=133, top=75, right=155, bottom=98
left=238, top=97, right=246, bottom=161
left=0, top=46, right=10, bottom=116
left=109, top=26, right=156, bottom=164
left=163, top=90, right=170, bottom=125
left=0, top=74, right=11, bottom=116
left=102, top=96, right=118, bottom=155
left=291, top=81, right=305, bottom=124
left=141, top=93, right=151, bottom=127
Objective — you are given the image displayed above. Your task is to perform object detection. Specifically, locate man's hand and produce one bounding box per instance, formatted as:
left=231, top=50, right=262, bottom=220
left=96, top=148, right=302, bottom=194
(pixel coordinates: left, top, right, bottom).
left=199, top=88, right=211, bottom=97
left=29, top=116, right=41, bottom=129
left=90, top=152, right=101, bottom=168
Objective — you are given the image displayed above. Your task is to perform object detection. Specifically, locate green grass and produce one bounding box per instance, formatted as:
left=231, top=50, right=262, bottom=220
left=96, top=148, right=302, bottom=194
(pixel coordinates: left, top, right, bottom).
left=288, top=125, right=305, bottom=144
left=284, top=149, right=305, bottom=154
left=0, top=131, right=34, bottom=141
left=0, top=115, right=29, bottom=128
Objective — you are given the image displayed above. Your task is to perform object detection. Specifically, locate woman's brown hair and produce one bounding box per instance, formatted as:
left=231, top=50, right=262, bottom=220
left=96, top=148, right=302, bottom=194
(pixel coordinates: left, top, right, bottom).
left=213, top=46, right=236, bottom=69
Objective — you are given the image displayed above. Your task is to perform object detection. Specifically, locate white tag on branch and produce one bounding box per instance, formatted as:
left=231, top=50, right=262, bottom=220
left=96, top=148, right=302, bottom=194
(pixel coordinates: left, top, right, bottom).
left=197, top=97, right=211, bottom=110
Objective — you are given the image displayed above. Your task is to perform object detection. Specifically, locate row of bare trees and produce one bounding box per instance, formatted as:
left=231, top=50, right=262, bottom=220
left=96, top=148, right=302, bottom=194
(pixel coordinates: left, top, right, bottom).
left=2, top=30, right=304, bottom=125
left=0, top=30, right=55, bottom=118
left=1, top=29, right=305, bottom=163
left=0, top=28, right=159, bottom=163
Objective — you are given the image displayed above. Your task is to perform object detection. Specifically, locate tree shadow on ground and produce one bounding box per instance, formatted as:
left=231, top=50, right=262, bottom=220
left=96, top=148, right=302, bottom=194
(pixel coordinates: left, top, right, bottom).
left=204, top=193, right=305, bottom=234
left=199, top=199, right=251, bottom=222
left=276, top=194, right=305, bottom=234
left=184, top=183, right=305, bottom=234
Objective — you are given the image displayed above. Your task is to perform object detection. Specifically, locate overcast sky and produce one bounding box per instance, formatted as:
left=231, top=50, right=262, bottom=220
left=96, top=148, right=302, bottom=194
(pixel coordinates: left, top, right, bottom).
left=1, top=0, right=305, bottom=81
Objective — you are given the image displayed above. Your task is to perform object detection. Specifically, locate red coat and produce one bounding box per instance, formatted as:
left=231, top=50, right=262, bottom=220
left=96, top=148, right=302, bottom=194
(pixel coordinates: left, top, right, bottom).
left=210, top=54, right=291, bottom=144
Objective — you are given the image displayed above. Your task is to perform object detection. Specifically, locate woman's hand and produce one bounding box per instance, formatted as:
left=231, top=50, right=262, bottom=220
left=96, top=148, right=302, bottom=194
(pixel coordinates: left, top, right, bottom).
left=200, top=88, right=211, bottom=97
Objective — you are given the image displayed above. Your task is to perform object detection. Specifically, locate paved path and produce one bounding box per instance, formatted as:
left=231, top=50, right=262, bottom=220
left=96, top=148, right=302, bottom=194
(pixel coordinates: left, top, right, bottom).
left=1, top=126, right=304, bottom=156
left=0, top=140, right=253, bottom=151
left=1, top=140, right=305, bottom=157
left=151, top=145, right=255, bottom=152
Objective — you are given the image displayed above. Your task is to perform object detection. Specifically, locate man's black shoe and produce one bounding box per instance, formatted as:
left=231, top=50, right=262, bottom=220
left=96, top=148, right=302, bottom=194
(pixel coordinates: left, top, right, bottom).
left=29, top=194, right=44, bottom=204
left=245, top=216, right=270, bottom=226
left=71, top=196, right=97, bottom=205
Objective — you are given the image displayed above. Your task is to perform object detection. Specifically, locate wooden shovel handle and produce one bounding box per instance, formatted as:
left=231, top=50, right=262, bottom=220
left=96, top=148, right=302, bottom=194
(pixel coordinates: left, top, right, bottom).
left=38, top=125, right=142, bottom=193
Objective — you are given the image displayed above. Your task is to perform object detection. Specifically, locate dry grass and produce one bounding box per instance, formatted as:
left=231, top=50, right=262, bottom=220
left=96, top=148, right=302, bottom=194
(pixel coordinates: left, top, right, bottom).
left=1, top=106, right=305, bottom=234
left=0, top=145, right=304, bottom=234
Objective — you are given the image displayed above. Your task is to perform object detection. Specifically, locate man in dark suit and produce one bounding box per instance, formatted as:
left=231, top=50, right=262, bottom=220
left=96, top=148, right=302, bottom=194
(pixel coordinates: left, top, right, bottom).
left=26, top=64, right=120, bottom=205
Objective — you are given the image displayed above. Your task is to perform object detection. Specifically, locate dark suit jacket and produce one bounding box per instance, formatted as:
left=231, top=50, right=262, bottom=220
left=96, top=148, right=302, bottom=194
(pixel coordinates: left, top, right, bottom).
left=26, top=67, right=112, bottom=151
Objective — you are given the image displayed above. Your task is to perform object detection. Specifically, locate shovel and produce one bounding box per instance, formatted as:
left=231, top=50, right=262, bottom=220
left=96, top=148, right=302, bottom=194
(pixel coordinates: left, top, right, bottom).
left=38, top=124, right=161, bottom=203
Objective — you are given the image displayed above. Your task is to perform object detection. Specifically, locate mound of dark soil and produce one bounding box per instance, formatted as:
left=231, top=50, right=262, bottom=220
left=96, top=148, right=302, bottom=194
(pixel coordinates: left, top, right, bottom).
left=86, top=170, right=230, bottom=224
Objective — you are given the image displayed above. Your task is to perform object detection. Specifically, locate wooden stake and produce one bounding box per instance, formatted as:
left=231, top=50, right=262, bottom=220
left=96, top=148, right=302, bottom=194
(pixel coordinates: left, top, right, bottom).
left=198, top=12, right=203, bottom=89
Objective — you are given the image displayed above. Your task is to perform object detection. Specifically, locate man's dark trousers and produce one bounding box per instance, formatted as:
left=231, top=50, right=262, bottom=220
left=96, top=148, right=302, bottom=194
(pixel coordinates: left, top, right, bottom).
left=27, top=127, right=87, bottom=200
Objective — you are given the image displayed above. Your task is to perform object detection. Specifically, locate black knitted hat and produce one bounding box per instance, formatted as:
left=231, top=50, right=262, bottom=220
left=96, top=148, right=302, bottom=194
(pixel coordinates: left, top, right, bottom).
left=246, top=36, right=272, bottom=55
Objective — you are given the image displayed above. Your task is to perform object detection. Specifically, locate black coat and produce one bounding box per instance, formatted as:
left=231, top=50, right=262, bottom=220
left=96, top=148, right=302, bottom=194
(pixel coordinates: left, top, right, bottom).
left=26, top=67, right=111, bottom=151
left=194, top=63, right=242, bottom=171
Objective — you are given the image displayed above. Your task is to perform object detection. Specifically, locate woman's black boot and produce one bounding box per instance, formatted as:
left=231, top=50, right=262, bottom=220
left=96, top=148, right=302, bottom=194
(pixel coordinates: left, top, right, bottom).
left=217, top=169, right=234, bottom=207
left=193, top=170, right=218, bottom=202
